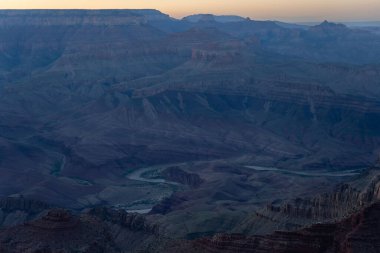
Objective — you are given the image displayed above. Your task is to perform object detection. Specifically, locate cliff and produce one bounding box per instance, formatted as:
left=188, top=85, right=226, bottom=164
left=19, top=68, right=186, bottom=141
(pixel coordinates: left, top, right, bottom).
left=235, top=169, right=380, bottom=235
left=0, top=197, right=51, bottom=228
left=191, top=201, right=380, bottom=253
left=0, top=9, right=171, bottom=26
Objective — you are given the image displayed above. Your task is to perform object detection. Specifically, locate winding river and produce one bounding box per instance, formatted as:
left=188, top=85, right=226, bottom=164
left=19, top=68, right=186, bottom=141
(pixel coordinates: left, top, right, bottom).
left=244, top=165, right=362, bottom=177
left=124, top=163, right=361, bottom=213
left=126, top=164, right=180, bottom=185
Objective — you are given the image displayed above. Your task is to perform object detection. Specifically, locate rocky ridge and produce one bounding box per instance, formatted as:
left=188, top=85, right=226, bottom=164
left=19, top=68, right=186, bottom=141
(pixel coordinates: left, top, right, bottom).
left=0, top=204, right=160, bottom=253
left=0, top=9, right=171, bottom=26
left=161, top=166, right=203, bottom=188
left=0, top=197, right=51, bottom=228
left=189, top=201, right=380, bottom=253
left=235, top=168, right=380, bottom=235
left=0, top=178, right=380, bottom=253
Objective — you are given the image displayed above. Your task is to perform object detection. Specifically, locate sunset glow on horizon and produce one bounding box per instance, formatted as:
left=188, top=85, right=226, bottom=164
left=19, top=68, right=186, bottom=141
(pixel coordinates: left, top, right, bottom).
left=0, top=0, right=379, bottom=22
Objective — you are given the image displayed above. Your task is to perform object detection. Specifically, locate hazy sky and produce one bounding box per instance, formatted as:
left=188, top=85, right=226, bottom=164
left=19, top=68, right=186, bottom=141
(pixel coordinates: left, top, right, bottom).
left=0, top=0, right=379, bottom=22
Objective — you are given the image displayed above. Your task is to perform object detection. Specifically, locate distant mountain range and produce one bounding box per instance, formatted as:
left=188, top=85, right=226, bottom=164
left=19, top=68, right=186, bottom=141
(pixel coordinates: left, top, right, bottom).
left=183, top=14, right=247, bottom=23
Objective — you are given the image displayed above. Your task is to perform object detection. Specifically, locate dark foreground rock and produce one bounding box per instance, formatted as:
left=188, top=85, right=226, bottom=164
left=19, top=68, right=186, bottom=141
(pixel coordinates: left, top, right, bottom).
left=0, top=197, right=51, bottom=228
left=0, top=201, right=379, bottom=253
left=0, top=207, right=159, bottom=253
left=187, top=201, right=380, bottom=253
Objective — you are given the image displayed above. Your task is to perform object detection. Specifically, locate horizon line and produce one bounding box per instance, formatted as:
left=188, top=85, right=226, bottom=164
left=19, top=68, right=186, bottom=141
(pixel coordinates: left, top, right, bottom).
left=0, top=8, right=379, bottom=23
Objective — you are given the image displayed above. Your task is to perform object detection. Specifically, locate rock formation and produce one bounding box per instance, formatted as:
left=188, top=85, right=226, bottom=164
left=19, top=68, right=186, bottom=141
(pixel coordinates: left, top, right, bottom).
left=161, top=166, right=203, bottom=188
left=0, top=206, right=160, bottom=253
left=0, top=10, right=379, bottom=252
left=0, top=197, right=51, bottom=228
left=1, top=201, right=379, bottom=253
left=190, top=201, right=380, bottom=253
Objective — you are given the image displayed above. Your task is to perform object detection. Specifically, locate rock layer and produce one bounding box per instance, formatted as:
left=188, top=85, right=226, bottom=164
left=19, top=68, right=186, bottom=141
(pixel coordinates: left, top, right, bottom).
left=191, top=202, right=380, bottom=253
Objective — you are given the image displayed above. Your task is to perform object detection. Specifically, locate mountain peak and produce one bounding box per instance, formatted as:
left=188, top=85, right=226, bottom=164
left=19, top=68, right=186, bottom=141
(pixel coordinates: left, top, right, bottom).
left=321, top=20, right=330, bottom=25
left=316, top=20, right=348, bottom=29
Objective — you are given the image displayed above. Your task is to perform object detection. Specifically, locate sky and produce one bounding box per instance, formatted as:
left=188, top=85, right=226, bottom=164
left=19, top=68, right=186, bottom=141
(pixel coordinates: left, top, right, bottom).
left=0, top=0, right=379, bottom=22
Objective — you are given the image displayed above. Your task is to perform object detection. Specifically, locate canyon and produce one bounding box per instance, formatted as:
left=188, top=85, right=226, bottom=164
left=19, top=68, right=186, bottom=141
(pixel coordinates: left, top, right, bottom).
left=0, top=9, right=380, bottom=252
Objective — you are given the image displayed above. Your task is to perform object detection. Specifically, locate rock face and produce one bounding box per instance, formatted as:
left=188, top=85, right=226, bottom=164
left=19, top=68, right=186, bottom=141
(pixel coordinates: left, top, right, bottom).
left=0, top=209, right=118, bottom=253
left=235, top=169, right=380, bottom=235
left=190, top=202, right=380, bottom=253
left=4, top=201, right=376, bottom=253
left=266, top=178, right=379, bottom=221
left=0, top=197, right=50, bottom=212
left=0, top=206, right=160, bottom=253
left=88, top=206, right=159, bottom=234
left=0, top=197, right=51, bottom=228
left=0, top=10, right=380, bottom=251
left=28, top=209, right=79, bottom=230
left=0, top=9, right=171, bottom=26
left=161, top=166, right=203, bottom=188
left=150, top=194, right=189, bottom=215
left=0, top=10, right=380, bottom=210
left=0, top=198, right=379, bottom=253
